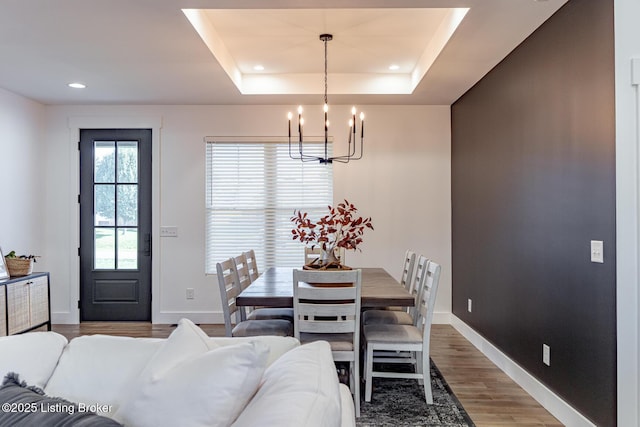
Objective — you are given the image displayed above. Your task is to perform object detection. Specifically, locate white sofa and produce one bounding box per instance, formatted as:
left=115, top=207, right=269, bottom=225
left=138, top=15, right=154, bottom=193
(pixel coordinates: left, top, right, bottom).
left=0, top=319, right=356, bottom=427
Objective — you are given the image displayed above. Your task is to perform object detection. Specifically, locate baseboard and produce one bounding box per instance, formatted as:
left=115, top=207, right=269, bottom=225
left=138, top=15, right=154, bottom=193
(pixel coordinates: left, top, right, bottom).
left=51, top=311, right=77, bottom=324
left=433, top=311, right=451, bottom=324
left=450, top=315, right=596, bottom=427
left=152, top=311, right=225, bottom=325
left=51, top=311, right=224, bottom=325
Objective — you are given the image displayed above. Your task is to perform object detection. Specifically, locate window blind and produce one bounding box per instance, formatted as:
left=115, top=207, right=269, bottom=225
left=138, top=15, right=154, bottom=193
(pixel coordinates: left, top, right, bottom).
left=205, top=139, right=333, bottom=274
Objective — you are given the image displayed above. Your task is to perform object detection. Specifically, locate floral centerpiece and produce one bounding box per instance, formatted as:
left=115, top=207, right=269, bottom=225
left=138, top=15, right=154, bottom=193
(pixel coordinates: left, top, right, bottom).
left=291, top=199, right=374, bottom=269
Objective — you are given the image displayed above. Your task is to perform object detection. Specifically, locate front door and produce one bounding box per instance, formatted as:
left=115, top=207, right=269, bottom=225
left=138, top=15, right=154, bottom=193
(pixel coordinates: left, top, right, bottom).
left=79, top=129, right=152, bottom=321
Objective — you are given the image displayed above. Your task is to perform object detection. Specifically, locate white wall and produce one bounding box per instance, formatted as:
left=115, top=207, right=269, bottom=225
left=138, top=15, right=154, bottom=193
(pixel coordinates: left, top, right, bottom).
left=614, top=0, right=640, bottom=425
left=0, top=88, right=45, bottom=259
left=42, top=104, right=452, bottom=324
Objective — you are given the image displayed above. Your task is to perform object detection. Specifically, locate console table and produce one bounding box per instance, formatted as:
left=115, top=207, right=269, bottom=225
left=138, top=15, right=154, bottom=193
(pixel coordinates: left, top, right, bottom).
left=0, top=272, right=51, bottom=336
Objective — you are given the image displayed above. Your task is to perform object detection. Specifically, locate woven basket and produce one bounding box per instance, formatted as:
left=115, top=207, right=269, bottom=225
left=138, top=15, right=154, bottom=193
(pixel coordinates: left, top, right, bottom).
left=5, top=258, right=33, bottom=277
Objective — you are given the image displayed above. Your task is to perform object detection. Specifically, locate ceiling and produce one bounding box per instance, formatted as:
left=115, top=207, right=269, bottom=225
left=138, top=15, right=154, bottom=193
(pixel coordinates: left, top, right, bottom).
left=0, top=0, right=567, bottom=106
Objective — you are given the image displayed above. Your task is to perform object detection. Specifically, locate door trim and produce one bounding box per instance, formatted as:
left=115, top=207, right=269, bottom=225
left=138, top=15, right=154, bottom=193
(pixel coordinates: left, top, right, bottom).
left=59, top=116, right=162, bottom=324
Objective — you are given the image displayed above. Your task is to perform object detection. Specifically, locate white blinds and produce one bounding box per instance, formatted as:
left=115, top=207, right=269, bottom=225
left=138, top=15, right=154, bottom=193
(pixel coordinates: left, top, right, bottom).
left=205, top=139, right=333, bottom=274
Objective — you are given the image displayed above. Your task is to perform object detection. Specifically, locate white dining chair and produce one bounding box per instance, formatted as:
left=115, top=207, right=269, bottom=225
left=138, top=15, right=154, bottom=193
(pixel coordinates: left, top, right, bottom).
left=293, top=269, right=362, bottom=417
left=363, top=260, right=441, bottom=404
left=233, top=253, right=294, bottom=322
left=362, top=254, right=428, bottom=326
left=216, top=258, right=293, bottom=337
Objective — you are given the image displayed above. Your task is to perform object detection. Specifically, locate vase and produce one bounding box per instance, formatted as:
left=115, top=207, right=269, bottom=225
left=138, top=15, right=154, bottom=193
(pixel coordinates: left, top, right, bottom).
left=322, top=248, right=341, bottom=265
left=303, top=247, right=351, bottom=270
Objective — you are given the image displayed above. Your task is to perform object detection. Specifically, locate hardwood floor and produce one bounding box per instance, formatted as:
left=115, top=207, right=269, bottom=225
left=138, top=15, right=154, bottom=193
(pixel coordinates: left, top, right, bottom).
left=51, top=323, right=562, bottom=426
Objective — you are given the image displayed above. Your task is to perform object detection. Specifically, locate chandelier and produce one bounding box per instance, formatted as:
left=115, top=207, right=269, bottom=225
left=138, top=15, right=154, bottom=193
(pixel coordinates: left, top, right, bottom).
left=288, top=34, right=364, bottom=164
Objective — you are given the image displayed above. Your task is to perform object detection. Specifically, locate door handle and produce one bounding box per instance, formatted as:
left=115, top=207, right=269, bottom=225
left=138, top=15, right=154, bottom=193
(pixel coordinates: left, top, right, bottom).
left=144, top=233, right=151, bottom=256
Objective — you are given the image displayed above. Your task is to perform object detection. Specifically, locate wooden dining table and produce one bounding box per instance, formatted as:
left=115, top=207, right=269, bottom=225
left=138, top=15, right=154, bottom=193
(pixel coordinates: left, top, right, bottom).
left=236, top=267, right=414, bottom=309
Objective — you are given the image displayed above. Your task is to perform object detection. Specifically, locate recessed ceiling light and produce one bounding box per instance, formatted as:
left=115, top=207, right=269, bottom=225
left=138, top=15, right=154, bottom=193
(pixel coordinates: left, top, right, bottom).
left=389, top=64, right=400, bottom=71
left=253, top=65, right=265, bottom=71
left=68, top=82, right=86, bottom=89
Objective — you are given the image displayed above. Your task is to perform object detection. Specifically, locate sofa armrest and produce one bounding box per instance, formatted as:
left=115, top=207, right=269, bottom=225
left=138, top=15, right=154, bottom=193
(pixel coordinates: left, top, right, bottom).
left=339, top=384, right=356, bottom=427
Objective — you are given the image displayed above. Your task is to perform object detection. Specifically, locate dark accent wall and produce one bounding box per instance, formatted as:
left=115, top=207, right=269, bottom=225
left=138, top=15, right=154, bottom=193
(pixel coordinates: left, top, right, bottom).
left=451, top=1, right=615, bottom=425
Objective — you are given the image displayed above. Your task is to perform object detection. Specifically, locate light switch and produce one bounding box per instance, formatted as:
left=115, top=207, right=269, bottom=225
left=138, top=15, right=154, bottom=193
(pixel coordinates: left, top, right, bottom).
left=590, top=240, right=603, bottom=263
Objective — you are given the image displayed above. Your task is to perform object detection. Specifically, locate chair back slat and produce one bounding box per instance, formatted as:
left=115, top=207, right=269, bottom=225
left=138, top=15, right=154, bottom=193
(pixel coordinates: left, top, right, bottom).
left=297, top=302, right=358, bottom=318
left=296, top=285, right=357, bottom=301
left=298, top=319, right=356, bottom=334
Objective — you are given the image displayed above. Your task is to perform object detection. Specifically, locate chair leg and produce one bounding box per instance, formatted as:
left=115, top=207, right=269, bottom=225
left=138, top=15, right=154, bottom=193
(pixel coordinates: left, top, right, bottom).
left=365, top=344, right=374, bottom=402
left=352, top=360, right=360, bottom=417
left=416, top=351, right=424, bottom=385
left=421, top=351, right=433, bottom=404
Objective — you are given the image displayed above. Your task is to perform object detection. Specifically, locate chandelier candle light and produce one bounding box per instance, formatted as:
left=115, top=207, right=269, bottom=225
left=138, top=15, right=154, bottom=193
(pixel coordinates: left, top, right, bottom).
left=288, top=34, right=365, bottom=164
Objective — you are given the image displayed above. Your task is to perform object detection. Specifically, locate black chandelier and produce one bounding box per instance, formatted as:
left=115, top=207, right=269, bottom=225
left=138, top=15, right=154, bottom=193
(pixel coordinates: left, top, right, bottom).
left=288, top=34, right=364, bottom=164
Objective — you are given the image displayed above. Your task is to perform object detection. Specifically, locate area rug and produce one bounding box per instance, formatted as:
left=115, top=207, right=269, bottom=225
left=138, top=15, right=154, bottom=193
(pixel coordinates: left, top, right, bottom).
left=356, top=359, right=475, bottom=427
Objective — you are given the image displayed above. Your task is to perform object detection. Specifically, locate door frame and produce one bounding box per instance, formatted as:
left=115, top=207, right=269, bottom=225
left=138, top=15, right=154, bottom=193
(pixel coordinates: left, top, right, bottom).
left=67, top=116, right=162, bottom=324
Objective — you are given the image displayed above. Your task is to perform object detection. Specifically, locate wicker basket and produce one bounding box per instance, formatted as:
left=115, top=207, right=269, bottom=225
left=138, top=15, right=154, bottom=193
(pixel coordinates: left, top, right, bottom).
left=5, top=257, right=33, bottom=277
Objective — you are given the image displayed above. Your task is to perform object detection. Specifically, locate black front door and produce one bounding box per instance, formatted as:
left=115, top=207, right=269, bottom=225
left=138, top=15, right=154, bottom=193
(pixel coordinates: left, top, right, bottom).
left=79, top=129, right=152, bottom=321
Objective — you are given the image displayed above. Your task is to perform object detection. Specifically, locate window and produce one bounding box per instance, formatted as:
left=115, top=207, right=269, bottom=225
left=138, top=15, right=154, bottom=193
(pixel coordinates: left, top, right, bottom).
left=205, top=138, right=333, bottom=273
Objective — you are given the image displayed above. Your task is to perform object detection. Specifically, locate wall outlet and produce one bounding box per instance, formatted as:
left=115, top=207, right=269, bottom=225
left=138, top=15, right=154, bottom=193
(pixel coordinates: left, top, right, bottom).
left=186, top=288, right=195, bottom=300
left=543, top=344, right=551, bottom=366
left=467, top=298, right=472, bottom=313
left=590, top=240, right=604, bottom=263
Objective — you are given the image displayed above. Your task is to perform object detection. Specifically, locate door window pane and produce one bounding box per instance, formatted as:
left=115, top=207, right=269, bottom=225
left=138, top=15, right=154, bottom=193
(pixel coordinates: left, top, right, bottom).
left=95, top=184, right=115, bottom=226
left=95, top=228, right=115, bottom=269
left=94, top=141, right=115, bottom=183
left=117, top=141, right=138, bottom=183
left=117, top=185, right=138, bottom=226
left=117, top=228, right=138, bottom=269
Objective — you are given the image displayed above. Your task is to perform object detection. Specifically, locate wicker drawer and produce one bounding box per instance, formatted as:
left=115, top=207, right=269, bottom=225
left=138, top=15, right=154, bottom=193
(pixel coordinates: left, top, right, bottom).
left=29, top=276, right=49, bottom=326
left=2, top=273, right=50, bottom=335
left=0, top=285, right=6, bottom=336
left=7, top=280, right=30, bottom=335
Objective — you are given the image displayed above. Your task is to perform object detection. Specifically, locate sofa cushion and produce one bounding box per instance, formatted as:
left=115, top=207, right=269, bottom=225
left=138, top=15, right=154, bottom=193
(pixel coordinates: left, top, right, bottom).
left=231, top=341, right=342, bottom=427
left=44, top=334, right=163, bottom=413
left=114, top=341, right=269, bottom=427
left=0, top=373, right=122, bottom=427
left=0, top=332, right=68, bottom=388
left=208, top=335, right=299, bottom=366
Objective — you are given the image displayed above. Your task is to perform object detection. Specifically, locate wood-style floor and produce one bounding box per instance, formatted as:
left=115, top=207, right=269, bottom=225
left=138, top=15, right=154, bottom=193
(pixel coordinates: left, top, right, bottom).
left=51, top=323, right=563, bottom=427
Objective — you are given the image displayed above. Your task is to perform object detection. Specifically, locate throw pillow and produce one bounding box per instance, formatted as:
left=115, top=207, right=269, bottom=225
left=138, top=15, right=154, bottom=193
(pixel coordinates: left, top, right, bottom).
left=140, top=318, right=220, bottom=381
left=0, top=372, right=122, bottom=427
left=114, top=341, right=269, bottom=427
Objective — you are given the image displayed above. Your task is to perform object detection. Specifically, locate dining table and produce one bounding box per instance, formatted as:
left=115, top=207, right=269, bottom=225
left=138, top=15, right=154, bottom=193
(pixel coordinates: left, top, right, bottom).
left=235, top=267, right=414, bottom=309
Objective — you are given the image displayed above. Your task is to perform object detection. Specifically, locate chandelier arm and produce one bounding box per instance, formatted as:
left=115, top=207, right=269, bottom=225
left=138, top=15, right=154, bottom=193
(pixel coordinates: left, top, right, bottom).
left=288, top=136, right=301, bottom=160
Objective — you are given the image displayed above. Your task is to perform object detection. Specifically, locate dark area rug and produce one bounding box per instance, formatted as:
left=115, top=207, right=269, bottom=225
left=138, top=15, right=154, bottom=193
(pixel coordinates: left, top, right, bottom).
left=356, top=359, right=475, bottom=427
